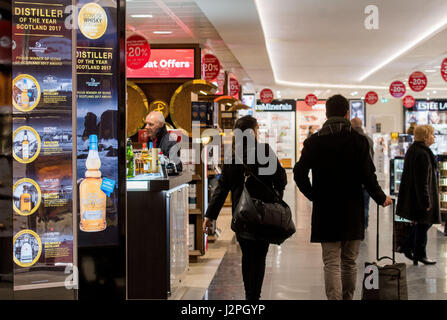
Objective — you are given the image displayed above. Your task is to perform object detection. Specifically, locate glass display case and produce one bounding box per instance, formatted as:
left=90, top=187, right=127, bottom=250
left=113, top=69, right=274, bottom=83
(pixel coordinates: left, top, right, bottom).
left=390, top=157, right=404, bottom=196
left=389, top=134, right=412, bottom=159
left=254, top=111, right=296, bottom=168
left=438, top=156, right=447, bottom=217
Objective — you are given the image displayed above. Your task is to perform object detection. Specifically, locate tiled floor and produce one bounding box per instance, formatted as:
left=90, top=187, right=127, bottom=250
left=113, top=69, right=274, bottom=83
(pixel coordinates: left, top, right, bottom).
left=204, top=171, right=447, bottom=300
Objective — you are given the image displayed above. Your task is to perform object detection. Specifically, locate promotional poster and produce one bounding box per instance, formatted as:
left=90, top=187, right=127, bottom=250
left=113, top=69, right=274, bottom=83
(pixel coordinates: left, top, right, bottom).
left=12, top=0, right=74, bottom=289
left=76, top=0, right=119, bottom=247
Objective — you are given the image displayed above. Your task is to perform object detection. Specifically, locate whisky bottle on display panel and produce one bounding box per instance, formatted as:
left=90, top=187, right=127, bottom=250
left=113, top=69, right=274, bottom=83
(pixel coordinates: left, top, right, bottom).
left=80, top=135, right=106, bottom=232
left=20, top=185, right=32, bottom=213
left=22, top=130, right=29, bottom=160
left=21, top=79, right=29, bottom=109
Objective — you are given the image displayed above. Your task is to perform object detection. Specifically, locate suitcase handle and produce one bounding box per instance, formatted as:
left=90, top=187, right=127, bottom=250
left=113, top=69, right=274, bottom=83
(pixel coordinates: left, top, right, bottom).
left=376, top=198, right=396, bottom=264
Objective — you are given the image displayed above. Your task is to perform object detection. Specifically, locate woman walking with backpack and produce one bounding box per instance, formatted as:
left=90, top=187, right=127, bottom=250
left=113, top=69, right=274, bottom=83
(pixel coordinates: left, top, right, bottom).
left=203, top=115, right=288, bottom=300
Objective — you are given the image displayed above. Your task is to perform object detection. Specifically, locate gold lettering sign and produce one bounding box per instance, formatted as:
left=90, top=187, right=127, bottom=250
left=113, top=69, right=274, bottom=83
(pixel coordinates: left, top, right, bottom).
left=149, top=100, right=169, bottom=119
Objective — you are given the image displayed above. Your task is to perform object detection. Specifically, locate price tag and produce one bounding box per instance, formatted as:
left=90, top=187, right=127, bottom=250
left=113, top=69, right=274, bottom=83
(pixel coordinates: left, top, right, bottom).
left=260, top=88, right=274, bottom=104
left=408, top=71, right=427, bottom=92
left=365, top=91, right=378, bottom=105
left=127, top=35, right=151, bottom=70
left=202, top=54, right=221, bottom=81
left=305, top=94, right=318, bottom=107
left=389, top=81, right=406, bottom=98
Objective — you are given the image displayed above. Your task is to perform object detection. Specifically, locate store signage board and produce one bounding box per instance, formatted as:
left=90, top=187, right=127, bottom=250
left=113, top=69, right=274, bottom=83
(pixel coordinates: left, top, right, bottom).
left=127, top=34, right=151, bottom=70
left=365, top=91, right=378, bottom=105
left=408, top=71, right=427, bottom=92
left=442, top=58, right=447, bottom=82
left=305, top=94, right=318, bottom=107
left=126, top=49, right=195, bottom=78
left=77, top=0, right=119, bottom=247
left=12, top=0, right=75, bottom=289
left=255, top=100, right=296, bottom=112
left=260, top=88, right=274, bottom=104
left=411, top=100, right=447, bottom=111
left=202, top=54, right=220, bottom=81
left=403, top=95, right=415, bottom=108
left=389, top=81, right=406, bottom=98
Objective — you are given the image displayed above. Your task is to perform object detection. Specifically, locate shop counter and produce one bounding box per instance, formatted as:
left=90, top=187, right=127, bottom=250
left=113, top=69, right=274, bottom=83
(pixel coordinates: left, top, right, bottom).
left=127, top=172, right=192, bottom=299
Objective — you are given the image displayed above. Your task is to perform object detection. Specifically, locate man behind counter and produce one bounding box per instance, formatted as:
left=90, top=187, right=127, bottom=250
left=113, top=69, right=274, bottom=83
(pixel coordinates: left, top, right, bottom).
left=144, top=111, right=182, bottom=171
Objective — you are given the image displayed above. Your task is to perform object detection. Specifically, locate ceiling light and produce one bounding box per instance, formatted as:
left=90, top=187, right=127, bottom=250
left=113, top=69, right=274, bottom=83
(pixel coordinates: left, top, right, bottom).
left=153, top=31, right=172, bottom=34
left=131, top=14, right=153, bottom=18
left=199, top=90, right=207, bottom=95
left=351, top=91, right=358, bottom=96
left=254, top=0, right=447, bottom=91
left=433, top=90, right=437, bottom=94
left=361, top=97, right=365, bottom=100
left=425, top=69, right=436, bottom=73
left=358, top=17, right=447, bottom=81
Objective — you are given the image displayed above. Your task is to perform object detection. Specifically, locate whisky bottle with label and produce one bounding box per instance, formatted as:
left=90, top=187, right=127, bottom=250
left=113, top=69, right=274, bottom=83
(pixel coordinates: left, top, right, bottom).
left=141, top=143, right=151, bottom=174
left=21, top=79, right=29, bottom=109
left=80, top=135, right=106, bottom=232
left=22, top=130, right=29, bottom=160
left=20, top=185, right=32, bottom=213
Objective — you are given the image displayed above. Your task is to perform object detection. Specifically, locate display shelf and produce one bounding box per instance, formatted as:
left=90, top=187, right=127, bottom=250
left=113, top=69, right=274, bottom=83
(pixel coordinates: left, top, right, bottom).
left=192, top=175, right=202, bottom=181
left=189, top=209, right=202, bottom=215
left=208, top=170, right=217, bottom=176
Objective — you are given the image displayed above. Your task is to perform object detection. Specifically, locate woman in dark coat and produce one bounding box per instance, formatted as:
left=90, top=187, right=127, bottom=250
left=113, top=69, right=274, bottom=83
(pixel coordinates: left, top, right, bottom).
left=396, top=124, right=440, bottom=265
left=203, top=115, right=287, bottom=300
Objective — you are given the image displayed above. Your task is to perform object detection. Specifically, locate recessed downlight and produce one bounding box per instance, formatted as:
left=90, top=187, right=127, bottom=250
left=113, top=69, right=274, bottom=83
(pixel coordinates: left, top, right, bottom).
left=153, top=31, right=172, bottom=34
left=131, top=14, right=153, bottom=18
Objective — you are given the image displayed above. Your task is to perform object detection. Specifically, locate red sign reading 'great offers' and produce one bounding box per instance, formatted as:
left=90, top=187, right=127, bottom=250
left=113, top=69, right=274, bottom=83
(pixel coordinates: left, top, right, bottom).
left=127, top=49, right=195, bottom=78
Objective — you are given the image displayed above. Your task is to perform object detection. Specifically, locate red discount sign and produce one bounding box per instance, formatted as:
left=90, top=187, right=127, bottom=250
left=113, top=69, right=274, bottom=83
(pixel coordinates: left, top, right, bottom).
left=127, top=35, right=151, bottom=70
left=408, top=71, right=427, bottom=92
left=403, top=95, right=415, bottom=109
left=305, top=94, right=318, bottom=107
left=229, top=77, right=240, bottom=97
left=202, top=54, right=221, bottom=81
left=389, top=81, right=406, bottom=98
left=365, top=91, right=378, bottom=105
left=260, top=88, right=274, bottom=104
left=441, top=58, right=447, bottom=82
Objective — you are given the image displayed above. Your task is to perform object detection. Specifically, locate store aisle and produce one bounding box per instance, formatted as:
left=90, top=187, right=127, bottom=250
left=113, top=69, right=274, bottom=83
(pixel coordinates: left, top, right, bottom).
left=204, top=171, right=447, bottom=300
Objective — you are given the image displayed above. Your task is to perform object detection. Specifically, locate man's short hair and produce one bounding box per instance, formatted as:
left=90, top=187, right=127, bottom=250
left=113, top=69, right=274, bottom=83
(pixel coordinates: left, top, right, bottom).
left=149, top=111, right=165, bottom=125
left=326, top=94, right=349, bottom=118
left=414, top=124, right=434, bottom=142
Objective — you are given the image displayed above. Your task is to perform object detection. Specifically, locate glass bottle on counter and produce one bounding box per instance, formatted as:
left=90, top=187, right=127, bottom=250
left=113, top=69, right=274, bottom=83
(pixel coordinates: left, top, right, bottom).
left=126, top=139, right=135, bottom=178
left=22, top=130, right=29, bottom=160
left=151, top=144, right=159, bottom=173
left=80, top=134, right=106, bottom=232
left=141, top=143, right=151, bottom=174
left=20, top=185, right=32, bottom=213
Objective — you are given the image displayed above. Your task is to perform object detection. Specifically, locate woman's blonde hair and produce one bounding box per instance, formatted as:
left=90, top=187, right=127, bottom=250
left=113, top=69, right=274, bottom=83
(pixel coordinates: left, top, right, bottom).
left=414, top=124, right=434, bottom=142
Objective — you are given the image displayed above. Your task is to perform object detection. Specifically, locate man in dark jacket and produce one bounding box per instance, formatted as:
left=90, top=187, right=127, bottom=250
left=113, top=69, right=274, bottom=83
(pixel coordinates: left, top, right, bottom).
left=294, top=94, right=392, bottom=300
left=145, top=111, right=182, bottom=171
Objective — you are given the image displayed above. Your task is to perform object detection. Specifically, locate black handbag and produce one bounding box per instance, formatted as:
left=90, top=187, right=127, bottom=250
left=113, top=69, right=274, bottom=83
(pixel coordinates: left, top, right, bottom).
left=232, top=164, right=296, bottom=245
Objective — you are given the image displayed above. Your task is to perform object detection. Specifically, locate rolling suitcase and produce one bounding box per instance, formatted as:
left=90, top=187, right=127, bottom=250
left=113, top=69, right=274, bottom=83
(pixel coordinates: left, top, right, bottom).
left=362, top=199, right=408, bottom=300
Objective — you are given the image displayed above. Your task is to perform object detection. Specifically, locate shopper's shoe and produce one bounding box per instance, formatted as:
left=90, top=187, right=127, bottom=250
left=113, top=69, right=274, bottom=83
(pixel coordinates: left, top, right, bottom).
left=403, top=251, right=413, bottom=261
left=417, top=257, right=436, bottom=265
left=413, top=258, right=418, bottom=266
